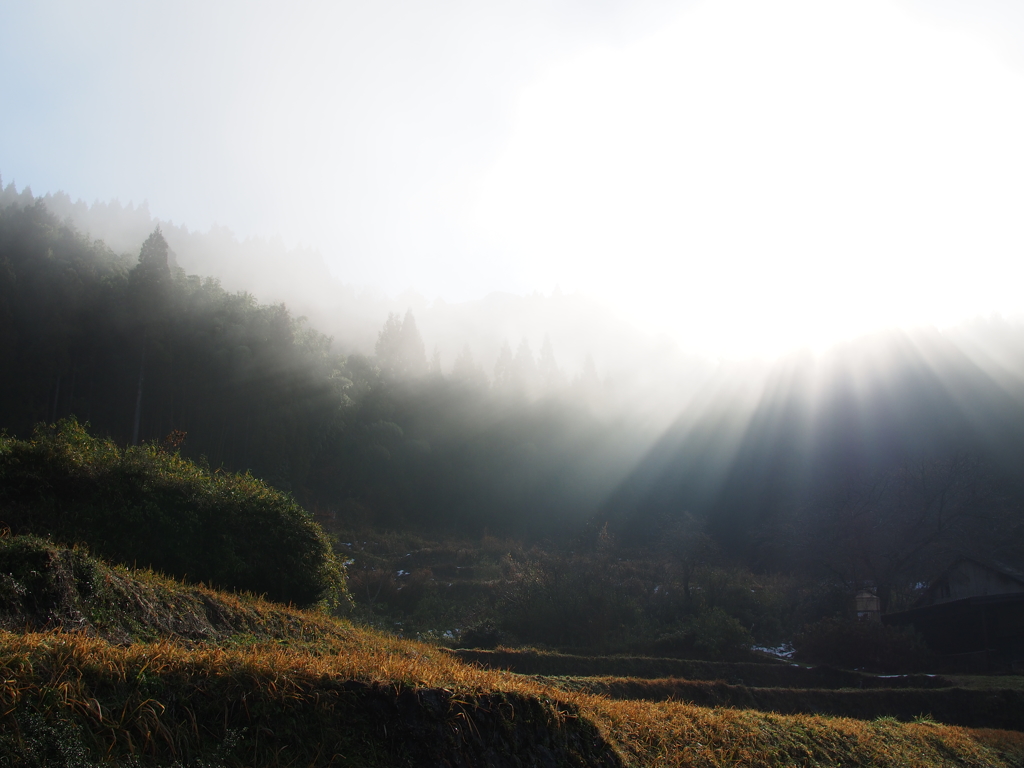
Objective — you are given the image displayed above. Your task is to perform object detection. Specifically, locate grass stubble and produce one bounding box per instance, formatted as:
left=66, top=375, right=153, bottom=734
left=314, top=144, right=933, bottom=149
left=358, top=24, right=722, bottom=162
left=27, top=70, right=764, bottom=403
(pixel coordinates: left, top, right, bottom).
left=0, top=542, right=1022, bottom=766
left=2, top=619, right=1024, bottom=766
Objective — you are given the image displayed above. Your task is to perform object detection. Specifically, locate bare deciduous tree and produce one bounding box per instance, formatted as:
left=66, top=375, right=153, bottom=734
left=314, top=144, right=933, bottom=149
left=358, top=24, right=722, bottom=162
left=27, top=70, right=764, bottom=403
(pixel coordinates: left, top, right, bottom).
left=794, top=453, right=1011, bottom=612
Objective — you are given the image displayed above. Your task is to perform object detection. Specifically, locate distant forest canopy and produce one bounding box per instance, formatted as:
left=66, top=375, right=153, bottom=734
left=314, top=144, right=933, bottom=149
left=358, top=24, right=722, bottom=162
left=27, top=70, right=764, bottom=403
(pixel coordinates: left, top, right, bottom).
left=0, top=192, right=647, bottom=535
left=0, top=180, right=709, bottom=418
left=3, top=179, right=1024, bottom=594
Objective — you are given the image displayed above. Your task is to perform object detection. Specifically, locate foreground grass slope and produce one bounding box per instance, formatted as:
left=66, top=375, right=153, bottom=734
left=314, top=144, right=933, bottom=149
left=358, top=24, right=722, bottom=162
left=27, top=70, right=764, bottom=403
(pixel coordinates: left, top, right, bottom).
left=1, top=538, right=1024, bottom=767
left=6, top=630, right=1024, bottom=768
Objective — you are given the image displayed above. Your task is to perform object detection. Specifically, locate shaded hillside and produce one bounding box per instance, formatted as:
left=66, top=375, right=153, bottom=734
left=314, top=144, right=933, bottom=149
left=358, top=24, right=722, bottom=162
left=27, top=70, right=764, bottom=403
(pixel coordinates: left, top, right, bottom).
left=609, top=326, right=1024, bottom=573
left=457, top=650, right=1024, bottom=732
left=448, top=649, right=946, bottom=689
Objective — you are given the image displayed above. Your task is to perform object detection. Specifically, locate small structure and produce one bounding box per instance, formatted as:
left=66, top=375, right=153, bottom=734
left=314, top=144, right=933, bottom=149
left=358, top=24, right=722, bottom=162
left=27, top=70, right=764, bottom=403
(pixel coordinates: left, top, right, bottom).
left=855, top=589, right=880, bottom=622
left=883, top=558, right=1024, bottom=672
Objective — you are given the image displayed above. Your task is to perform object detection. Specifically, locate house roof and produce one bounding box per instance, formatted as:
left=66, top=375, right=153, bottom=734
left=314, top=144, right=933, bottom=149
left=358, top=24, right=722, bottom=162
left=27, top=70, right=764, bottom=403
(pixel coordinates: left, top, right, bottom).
left=934, top=556, right=1024, bottom=585
left=912, top=556, right=1024, bottom=610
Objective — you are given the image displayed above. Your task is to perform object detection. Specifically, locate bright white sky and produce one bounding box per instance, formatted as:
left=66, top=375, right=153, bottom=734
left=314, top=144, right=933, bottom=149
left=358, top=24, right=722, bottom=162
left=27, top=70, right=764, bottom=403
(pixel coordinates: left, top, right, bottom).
left=4, top=0, right=1024, bottom=357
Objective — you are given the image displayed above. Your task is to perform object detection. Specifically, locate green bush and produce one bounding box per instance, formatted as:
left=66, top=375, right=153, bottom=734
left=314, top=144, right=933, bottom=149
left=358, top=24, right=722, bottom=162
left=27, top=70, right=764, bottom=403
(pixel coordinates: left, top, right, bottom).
left=651, top=607, right=753, bottom=660
left=688, top=608, right=754, bottom=659
left=459, top=619, right=506, bottom=649
left=495, top=552, right=647, bottom=650
left=0, top=418, right=346, bottom=608
left=793, top=617, right=932, bottom=673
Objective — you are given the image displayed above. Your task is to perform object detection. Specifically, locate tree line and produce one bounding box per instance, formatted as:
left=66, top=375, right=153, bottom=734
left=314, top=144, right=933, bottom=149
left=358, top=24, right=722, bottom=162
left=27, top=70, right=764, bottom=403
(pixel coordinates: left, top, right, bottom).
left=5, top=189, right=1024, bottom=622
left=0, top=199, right=633, bottom=536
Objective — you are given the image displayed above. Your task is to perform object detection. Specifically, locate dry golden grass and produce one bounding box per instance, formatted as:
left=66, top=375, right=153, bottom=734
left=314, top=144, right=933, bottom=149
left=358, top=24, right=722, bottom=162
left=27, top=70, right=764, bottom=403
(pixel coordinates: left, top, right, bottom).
left=0, top=628, right=597, bottom=766
left=585, top=697, right=1024, bottom=768
left=1, top=540, right=1021, bottom=766
left=3, top=625, right=1024, bottom=767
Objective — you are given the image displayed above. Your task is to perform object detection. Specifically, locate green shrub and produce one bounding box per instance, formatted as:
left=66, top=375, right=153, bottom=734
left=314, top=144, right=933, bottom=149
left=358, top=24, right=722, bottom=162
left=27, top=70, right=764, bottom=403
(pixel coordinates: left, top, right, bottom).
left=495, top=552, right=646, bottom=650
left=0, top=712, right=99, bottom=768
left=793, top=617, right=933, bottom=672
left=459, top=619, right=506, bottom=649
left=652, top=607, right=753, bottom=660
left=688, top=608, right=754, bottom=659
left=0, top=418, right=346, bottom=608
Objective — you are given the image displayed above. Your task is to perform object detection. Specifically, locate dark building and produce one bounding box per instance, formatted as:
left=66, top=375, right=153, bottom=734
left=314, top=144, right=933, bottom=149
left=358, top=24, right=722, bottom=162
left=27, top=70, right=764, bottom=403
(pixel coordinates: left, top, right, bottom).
left=883, top=558, right=1024, bottom=672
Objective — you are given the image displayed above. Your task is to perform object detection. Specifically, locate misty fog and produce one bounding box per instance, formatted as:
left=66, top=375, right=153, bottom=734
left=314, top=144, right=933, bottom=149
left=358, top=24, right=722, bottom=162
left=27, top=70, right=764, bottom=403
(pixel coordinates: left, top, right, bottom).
left=7, top=1, right=1024, bottom=357
left=23, top=183, right=716, bottom=429
left=4, top=183, right=1024, bottom=550
left=7, top=1, right=1024, bottom=674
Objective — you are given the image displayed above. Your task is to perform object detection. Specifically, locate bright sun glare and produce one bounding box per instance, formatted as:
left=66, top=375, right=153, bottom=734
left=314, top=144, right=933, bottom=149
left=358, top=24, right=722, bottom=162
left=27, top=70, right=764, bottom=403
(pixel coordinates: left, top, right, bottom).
left=475, top=0, right=1024, bottom=358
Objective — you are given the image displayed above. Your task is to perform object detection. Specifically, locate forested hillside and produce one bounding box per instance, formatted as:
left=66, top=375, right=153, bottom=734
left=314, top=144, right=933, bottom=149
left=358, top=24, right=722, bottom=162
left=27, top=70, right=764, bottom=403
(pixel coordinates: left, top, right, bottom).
left=16, top=181, right=709, bottom=411
left=5, top=184, right=1024, bottom=621
left=0, top=194, right=644, bottom=536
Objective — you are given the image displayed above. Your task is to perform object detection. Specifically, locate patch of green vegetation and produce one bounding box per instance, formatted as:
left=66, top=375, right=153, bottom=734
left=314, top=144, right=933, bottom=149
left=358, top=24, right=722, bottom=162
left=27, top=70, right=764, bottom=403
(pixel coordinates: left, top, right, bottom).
left=0, top=712, right=100, bottom=768
left=0, top=418, right=347, bottom=608
left=651, top=607, right=754, bottom=661
left=946, top=675, right=1024, bottom=691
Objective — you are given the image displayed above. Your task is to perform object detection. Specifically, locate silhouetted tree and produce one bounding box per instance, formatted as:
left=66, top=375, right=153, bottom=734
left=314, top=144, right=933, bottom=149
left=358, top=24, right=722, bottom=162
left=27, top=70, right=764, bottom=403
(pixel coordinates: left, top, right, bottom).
left=127, top=228, right=173, bottom=443
left=537, top=333, right=564, bottom=391
left=493, top=340, right=514, bottom=391
left=375, top=309, right=426, bottom=379
left=451, top=344, right=487, bottom=388
left=512, top=338, right=537, bottom=393
left=429, top=345, right=442, bottom=377
left=793, top=453, right=1010, bottom=612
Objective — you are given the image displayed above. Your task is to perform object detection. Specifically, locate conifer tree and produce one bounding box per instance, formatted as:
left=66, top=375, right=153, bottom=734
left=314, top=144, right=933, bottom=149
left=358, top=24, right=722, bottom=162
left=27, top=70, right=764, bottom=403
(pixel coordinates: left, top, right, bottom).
left=493, top=340, right=514, bottom=390
left=537, top=333, right=564, bottom=390
left=374, top=309, right=427, bottom=378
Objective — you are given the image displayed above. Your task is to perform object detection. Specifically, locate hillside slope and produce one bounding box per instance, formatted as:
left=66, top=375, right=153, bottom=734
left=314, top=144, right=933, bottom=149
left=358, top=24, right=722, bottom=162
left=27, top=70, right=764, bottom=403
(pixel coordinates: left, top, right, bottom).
left=1, top=537, right=1023, bottom=767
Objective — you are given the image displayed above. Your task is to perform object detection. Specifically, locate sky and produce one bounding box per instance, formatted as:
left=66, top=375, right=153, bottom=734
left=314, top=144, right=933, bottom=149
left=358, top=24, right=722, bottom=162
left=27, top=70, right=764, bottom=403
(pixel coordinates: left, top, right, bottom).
left=4, top=0, right=1024, bottom=358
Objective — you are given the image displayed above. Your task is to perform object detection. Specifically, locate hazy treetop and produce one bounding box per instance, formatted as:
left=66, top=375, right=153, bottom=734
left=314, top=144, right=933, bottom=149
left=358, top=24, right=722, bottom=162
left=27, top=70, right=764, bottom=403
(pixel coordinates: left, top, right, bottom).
left=6, top=1, right=1024, bottom=358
